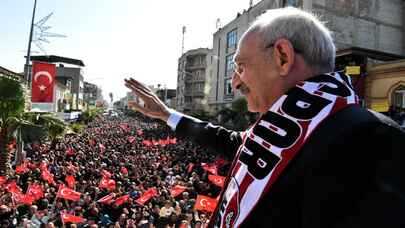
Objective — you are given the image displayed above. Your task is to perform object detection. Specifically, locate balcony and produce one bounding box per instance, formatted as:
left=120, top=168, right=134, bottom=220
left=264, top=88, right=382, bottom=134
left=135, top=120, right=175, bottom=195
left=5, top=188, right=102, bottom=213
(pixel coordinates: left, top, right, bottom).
left=186, top=62, right=206, bottom=70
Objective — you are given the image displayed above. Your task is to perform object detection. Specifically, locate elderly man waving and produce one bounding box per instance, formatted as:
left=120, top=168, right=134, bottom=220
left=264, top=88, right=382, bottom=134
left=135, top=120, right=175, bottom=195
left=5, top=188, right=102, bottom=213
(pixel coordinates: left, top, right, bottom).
left=125, top=7, right=405, bottom=228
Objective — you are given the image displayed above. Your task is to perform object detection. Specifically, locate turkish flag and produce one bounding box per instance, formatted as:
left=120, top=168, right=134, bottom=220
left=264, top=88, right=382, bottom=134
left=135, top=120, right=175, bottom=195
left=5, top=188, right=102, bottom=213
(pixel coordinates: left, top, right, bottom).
left=4, top=181, right=22, bottom=194
left=15, top=162, right=29, bottom=174
left=187, top=163, right=195, bottom=173
left=65, top=175, right=76, bottom=189
left=208, top=175, right=226, bottom=188
left=201, top=163, right=218, bottom=175
left=99, top=176, right=116, bottom=191
left=169, top=137, right=177, bottom=144
left=0, top=176, right=7, bottom=185
left=194, top=195, right=218, bottom=212
left=114, top=194, right=130, bottom=206
left=127, top=136, right=136, bottom=144
left=170, top=185, right=187, bottom=198
left=65, top=147, right=75, bottom=156
left=12, top=191, right=35, bottom=205
left=39, top=161, right=48, bottom=171
left=120, top=167, right=128, bottom=175
left=61, top=212, right=85, bottom=224
left=26, top=183, right=44, bottom=200
left=120, top=123, right=130, bottom=132
left=41, top=169, right=55, bottom=185
left=142, top=140, right=152, bottom=146
left=135, top=188, right=157, bottom=205
left=57, top=185, right=81, bottom=201
left=31, top=61, right=56, bottom=103
left=101, top=169, right=112, bottom=178
left=97, top=193, right=115, bottom=204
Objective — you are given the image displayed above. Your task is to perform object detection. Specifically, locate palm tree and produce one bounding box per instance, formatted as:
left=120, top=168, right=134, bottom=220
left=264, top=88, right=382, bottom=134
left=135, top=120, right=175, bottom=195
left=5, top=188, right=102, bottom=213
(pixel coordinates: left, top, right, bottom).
left=0, top=74, right=67, bottom=175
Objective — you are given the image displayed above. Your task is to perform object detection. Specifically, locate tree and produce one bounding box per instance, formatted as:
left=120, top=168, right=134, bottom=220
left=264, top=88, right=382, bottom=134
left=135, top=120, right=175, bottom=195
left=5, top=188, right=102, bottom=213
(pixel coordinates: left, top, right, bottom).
left=0, top=74, right=67, bottom=175
left=218, top=98, right=250, bottom=131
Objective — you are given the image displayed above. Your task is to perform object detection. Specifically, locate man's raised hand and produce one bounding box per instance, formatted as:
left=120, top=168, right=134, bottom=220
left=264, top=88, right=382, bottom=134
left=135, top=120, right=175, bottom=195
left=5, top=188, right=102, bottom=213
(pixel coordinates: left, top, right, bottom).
left=124, top=78, right=170, bottom=122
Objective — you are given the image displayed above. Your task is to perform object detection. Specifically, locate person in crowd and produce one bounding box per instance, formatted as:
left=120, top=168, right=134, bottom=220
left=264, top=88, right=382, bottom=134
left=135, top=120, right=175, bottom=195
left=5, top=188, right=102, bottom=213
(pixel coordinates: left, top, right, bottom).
left=0, top=109, right=224, bottom=227
left=125, top=7, right=405, bottom=228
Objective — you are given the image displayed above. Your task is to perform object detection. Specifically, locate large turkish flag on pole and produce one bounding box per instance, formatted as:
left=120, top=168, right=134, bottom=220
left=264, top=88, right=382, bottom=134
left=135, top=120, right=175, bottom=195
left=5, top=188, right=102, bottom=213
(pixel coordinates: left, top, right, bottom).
left=31, top=61, right=56, bottom=103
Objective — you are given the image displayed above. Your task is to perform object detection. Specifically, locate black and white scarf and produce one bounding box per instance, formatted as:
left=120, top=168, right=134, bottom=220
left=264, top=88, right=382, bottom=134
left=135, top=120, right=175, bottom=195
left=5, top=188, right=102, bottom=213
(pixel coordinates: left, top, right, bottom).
left=212, top=72, right=358, bottom=227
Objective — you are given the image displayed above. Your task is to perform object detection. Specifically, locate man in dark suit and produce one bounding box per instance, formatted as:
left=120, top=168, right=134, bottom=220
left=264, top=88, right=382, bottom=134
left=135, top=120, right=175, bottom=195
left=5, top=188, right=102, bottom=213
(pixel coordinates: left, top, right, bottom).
left=125, top=7, right=405, bottom=228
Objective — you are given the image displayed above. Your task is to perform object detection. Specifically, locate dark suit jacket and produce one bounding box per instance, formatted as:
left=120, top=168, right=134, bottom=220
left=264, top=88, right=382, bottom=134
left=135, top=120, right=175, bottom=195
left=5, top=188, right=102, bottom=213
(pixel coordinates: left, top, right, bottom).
left=175, top=106, right=405, bottom=228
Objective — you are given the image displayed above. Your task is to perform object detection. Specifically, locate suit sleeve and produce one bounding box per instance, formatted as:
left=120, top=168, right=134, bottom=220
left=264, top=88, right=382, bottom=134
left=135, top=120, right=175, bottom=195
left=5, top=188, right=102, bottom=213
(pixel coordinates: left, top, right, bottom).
left=174, top=115, right=243, bottom=158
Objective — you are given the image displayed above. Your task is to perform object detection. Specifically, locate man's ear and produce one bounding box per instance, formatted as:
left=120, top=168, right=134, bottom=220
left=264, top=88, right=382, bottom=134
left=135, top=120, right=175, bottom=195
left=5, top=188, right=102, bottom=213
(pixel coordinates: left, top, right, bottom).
left=273, top=39, right=295, bottom=76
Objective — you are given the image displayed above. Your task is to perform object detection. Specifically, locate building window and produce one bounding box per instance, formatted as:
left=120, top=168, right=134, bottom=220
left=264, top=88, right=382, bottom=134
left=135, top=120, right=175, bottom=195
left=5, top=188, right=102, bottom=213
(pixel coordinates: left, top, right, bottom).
left=227, top=29, right=237, bottom=50
left=225, top=78, right=233, bottom=96
left=226, top=54, right=235, bottom=76
left=284, top=0, right=300, bottom=7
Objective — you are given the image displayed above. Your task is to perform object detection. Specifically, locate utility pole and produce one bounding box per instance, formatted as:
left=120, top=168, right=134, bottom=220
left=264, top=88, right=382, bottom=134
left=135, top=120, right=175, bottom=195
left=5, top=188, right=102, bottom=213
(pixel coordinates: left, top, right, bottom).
left=25, top=0, right=38, bottom=86
left=182, top=26, right=186, bottom=55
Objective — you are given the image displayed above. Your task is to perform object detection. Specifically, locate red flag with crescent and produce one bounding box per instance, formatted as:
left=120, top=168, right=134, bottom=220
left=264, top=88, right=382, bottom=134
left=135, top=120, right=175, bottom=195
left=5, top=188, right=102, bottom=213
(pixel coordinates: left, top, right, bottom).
left=26, top=183, right=44, bottom=200
left=201, top=163, right=218, bottom=175
left=31, top=61, right=56, bottom=103
left=57, top=185, right=81, bottom=201
left=127, top=136, right=136, bottom=144
left=61, top=212, right=85, bottom=224
left=101, top=169, right=112, bottom=178
left=12, top=191, right=35, bottom=205
left=114, top=194, right=130, bottom=206
left=97, top=193, right=115, bottom=204
left=65, top=175, right=76, bottom=189
left=170, top=185, right=187, bottom=198
left=120, top=167, right=128, bottom=175
left=65, top=147, right=75, bottom=156
left=194, top=195, right=218, bottom=212
left=208, top=174, right=226, bottom=188
left=41, top=169, right=55, bottom=185
left=99, top=176, right=116, bottom=191
left=4, top=180, right=22, bottom=194
left=135, top=188, right=157, bottom=205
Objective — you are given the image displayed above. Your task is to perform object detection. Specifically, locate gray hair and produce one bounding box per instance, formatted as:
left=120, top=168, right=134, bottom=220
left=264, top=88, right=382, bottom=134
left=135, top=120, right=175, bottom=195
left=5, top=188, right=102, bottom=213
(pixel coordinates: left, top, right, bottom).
left=245, top=7, right=335, bottom=75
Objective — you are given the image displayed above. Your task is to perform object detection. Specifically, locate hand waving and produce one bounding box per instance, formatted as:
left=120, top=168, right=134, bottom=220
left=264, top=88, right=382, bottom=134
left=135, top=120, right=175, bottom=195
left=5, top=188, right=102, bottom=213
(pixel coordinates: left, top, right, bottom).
left=124, top=78, right=171, bottom=122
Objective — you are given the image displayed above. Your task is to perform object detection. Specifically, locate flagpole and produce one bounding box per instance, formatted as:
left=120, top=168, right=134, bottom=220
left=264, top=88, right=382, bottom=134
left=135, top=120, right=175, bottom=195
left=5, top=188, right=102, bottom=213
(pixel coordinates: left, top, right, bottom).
left=25, top=0, right=38, bottom=87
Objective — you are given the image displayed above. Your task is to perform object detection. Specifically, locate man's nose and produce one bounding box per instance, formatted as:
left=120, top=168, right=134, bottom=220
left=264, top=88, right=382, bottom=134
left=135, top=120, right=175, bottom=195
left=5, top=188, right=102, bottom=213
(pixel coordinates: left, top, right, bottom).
left=231, top=72, right=241, bottom=90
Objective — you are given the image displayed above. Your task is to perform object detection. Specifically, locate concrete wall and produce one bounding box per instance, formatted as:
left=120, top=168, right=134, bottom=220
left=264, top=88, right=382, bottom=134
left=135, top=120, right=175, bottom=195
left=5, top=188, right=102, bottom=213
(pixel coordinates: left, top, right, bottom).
left=312, top=0, right=404, bottom=55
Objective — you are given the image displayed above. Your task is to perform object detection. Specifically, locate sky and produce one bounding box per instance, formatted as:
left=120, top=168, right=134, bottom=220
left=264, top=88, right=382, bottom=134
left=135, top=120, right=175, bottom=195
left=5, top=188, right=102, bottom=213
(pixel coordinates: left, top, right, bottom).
left=0, top=0, right=256, bottom=101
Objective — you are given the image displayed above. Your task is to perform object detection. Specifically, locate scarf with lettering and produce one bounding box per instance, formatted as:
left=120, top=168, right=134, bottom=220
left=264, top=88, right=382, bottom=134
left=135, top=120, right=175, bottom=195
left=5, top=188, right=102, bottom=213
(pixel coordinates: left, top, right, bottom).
left=212, top=72, right=358, bottom=227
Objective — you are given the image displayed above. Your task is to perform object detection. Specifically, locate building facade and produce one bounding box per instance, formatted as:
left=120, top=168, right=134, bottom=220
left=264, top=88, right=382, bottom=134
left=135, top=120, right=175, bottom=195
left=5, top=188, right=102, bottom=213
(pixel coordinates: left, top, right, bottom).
left=366, top=59, right=405, bottom=113
left=176, top=48, right=212, bottom=113
left=208, top=0, right=405, bottom=112
left=84, top=81, right=103, bottom=109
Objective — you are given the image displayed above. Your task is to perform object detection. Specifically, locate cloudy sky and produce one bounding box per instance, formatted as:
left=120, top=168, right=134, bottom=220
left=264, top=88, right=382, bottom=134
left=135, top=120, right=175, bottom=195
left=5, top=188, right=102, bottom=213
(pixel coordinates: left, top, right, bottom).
left=0, top=0, right=256, bottom=101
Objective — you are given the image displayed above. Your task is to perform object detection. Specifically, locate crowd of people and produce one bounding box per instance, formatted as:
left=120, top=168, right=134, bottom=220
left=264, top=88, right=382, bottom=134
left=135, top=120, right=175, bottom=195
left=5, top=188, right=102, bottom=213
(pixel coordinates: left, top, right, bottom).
left=0, top=112, right=230, bottom=227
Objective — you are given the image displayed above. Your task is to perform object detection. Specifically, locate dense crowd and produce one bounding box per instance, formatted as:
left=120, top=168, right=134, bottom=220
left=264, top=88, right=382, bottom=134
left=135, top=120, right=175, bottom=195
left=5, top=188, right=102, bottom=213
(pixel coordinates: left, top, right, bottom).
left=0, top=112, right=230, bottom=227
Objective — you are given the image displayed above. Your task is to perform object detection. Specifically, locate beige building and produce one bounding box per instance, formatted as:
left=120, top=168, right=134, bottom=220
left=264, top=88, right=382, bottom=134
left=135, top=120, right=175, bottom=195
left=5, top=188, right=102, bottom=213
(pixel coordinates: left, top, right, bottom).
left=208, top=0, right=405, bottom=112
left=366, top=60, right=405, bottom=112
left=176, top=48, right=212, bottom=113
